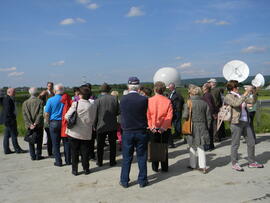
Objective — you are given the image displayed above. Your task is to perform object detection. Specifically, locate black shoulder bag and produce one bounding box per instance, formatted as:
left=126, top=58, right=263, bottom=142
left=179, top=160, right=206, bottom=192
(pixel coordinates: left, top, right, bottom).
left=67, top=102, right=79, bottom=129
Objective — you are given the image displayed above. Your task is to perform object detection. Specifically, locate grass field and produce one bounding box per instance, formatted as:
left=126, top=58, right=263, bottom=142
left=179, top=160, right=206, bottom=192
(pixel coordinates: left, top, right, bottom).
left=0, top=87, right=269, bottom=136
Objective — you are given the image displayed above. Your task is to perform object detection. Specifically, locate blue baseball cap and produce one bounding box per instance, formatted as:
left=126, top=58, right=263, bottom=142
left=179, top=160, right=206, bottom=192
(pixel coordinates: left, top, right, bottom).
left=128, top=76, right=140, bottom=85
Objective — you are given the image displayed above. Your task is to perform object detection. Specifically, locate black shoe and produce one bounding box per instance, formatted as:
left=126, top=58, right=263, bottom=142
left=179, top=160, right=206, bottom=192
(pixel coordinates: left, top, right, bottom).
left=152, top=167, right=159, bottom=172
left=4, top=150, right=15, bottom=155
left=54, top=162, right=63, bottom=167
left=31, top=157, right=36, bottom=161
left=119, top=182, right=129, bottom=188
left=139, top=181, right=149, bottom=188
left=16, top=149, right=27, bottom=154
left=168, top=144, right=175, bottom=149
left=36, top=156, right=45, bottom=160
left=72, top=170, right=78, bottom=176
left=84, top=169, right=90, bottom=175
left=110, top=161, right=117, bottom=166
left=96, top=162, right=103, bottom=167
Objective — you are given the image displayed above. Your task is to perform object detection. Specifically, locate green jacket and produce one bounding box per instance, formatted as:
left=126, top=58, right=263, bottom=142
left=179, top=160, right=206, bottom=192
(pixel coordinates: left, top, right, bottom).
left=22, top=96, right=44, bottom=129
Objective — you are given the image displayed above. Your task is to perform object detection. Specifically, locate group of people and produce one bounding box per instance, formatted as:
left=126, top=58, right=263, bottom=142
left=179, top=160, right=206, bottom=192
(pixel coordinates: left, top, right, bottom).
left=0, top=76, right=264, bottom=188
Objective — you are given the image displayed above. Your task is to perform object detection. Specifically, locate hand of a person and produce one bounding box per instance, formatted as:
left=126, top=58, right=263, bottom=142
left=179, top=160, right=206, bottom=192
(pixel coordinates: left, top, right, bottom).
left=158, top=128, right=166, bottom=134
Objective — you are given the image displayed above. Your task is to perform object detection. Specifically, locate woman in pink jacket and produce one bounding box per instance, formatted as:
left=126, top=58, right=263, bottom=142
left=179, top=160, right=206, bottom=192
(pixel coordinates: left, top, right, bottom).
left=147, top=81, right=173, bottom=172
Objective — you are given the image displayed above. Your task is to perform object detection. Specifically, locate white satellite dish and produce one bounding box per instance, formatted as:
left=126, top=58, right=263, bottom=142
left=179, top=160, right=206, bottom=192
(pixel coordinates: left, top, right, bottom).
left=223, top=60, right=249, bottom=82
left=252, top=73, right=265, bottom=87
left=153, top=67, right=181, bottom=87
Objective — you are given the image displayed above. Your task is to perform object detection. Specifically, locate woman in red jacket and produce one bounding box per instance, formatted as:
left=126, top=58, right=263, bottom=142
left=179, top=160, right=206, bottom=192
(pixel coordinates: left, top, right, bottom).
left=147, top=81, right=173, bottom=172
left=61, top=93, right=73, bottom=165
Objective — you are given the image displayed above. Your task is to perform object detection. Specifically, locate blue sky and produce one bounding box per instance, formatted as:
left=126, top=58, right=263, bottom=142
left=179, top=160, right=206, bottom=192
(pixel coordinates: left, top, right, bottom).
left=0, top=0, right=270, bottom=87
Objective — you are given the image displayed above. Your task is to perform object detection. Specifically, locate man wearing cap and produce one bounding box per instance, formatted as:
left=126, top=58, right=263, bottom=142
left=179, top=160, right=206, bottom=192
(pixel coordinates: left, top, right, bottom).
left=93, top=83, right=119, bottom=167
left=120, top=77, right=149, bottom=188
left=208, top=78, right=222, bottom=142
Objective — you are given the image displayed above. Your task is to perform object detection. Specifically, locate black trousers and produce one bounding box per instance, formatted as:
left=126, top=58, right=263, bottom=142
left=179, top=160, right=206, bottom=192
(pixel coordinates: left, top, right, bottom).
left=150, top=131, right=169, bottom=172
left=29, top=128, right=43, bottom=159
left=45, top=127, right=53, bottom=156
left=97, top=131, right=117, bottom=165
left=70, top=137, right=90, bottom=171
left=89, top=130, right=96, bottom=159
left=249, top=111, right=256, bottom=141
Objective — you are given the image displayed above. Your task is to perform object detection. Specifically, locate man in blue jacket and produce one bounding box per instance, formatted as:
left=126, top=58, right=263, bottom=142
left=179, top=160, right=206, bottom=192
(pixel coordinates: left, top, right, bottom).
left=119, top=77, right=149, bottom=188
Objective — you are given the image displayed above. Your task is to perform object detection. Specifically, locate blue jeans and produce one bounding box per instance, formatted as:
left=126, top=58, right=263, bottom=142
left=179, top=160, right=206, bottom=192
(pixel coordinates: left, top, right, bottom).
left=3, top=124, right=21, bottom=153
left=120, top=131, right=149, bottom=185
left=49, top=120, right=62, bottom=165
left=62, top=137, right=71, bottom=165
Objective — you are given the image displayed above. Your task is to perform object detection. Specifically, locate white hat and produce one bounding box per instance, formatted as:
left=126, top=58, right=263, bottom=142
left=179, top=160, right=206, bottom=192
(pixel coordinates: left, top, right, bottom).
left=207, top=78, right=217, bottom=83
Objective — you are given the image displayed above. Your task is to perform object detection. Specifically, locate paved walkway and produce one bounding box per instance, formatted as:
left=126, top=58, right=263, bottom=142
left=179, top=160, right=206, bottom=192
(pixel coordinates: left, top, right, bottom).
left=0, top=134, right=269, bottom=203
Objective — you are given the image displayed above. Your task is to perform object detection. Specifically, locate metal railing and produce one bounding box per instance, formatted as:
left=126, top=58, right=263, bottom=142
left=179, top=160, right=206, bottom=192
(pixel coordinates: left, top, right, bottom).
left=256, top=100, right=270, bottom=126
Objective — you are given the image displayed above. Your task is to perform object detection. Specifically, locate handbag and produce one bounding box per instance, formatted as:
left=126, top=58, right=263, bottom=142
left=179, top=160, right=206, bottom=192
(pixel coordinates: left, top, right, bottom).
left=24, top=129, right=38, bottom=144
left=217, top=103, right=232, bottom=131
left=148, top=132, right=168, bottom=162
left=67, top=102, right=79, bottom=129
left=182, top=99, right=192, bottom=135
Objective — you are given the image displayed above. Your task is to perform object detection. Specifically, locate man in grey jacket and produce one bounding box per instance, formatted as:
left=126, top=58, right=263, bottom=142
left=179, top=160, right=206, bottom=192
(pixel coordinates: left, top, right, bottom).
left=93, top=83, right=119, bottom=167
left=22, top=87, right=44, bottom=160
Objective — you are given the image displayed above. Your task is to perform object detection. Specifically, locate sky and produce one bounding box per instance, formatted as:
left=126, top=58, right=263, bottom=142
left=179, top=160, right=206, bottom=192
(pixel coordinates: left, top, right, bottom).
left=0, top=0, right=270, bottom=87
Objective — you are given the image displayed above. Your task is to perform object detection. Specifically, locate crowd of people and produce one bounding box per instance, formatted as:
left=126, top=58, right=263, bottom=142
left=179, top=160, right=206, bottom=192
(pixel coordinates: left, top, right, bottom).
left=0, top=76, right=264, bottom=188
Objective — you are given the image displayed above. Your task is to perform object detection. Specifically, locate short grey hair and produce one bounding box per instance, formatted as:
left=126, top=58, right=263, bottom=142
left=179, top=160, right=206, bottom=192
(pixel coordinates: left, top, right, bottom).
left=127, top=84, right=140, bottom=91
left=189, top=85, right=202, bottom=96
left=29, top=87, right=38, bottom=96
left=54, top=83, right=64, bottom=94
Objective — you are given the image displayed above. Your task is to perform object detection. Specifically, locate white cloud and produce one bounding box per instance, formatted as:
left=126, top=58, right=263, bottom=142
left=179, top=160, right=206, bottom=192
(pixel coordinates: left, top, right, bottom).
left=195, top=18, right=230, bottom=25
left=0, top=66, right=16, bottom=72
left=241, top=46, right=266, bottom=53
left=59, top=18, right=86, bottom=25
left=179, top=62, right=192, bottom=69
left=60, top=18, right=76, bottom=25
left=87, top=3, right=99, bottom=10
left=51, top=60, right=65, bottom=66
left=76, top=18, right=86, bottom=23
left=8, top=72, right=24, bottom=77
left=195, top=18, right=216, bottom=24
left=126, top=6, right=144, bottom=17
left=175, top=56, right=183, bottom=60
left=76, top=0, right=90, bottom=4
left=216, top=20, right=230, bottom=25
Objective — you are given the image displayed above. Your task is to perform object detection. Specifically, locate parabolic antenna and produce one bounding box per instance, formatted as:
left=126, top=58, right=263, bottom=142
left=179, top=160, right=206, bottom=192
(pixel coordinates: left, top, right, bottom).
left=252, top=73, right=265, bottom=87
left=153, top=67, right=181, bottom=87
left=223, top=60, right=249, bottom=82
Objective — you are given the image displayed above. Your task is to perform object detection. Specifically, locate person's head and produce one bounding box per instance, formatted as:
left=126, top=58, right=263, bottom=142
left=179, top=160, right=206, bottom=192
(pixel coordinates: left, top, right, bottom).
left=79, top=86, right=91, bottom=100
left=73, top=87, right=80, bottom=96
left=123, top=90, right=129, bottom=95
left=127, top=76, right=140, bottom=92
left=226, top=80, right=239, bottom=92
left=154, top=81, right=166, bottom=95
left=207, top=78, right=217, bottom=88
left=139, top=86, right=152, bottom=97
left=168, top=83, right=176, bottom=92
left=111, top=90, right=119, bottom=97
left=84, top=83, right=92, bottom=90
left=28, top=87, right=38, bottom=97
left=100, top=83, right=111, bottom=93
left=54, top=83, right=64, bottom=95
left=188, top=85, right=202, bottom=96
left=47, top=82, right=54, bottom=91
left=202, top=83, right=211, bottom=93
left=7, top=88, right=15, bottom=97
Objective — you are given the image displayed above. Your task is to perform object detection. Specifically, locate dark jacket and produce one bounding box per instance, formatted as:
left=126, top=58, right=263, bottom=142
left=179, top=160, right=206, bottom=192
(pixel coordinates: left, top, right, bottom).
left=93, top=93, right=119, bottom=133
left=120, top=92, right=148, bottom=133
left=211, top=87, right=222, bottom=109
left=202, top=92, right=217, bottom=116
left=169, top=90, right=185, bottom=118
left=22, top=96, right=44, bottom=129
left=1, top=95, right=17, bottom=126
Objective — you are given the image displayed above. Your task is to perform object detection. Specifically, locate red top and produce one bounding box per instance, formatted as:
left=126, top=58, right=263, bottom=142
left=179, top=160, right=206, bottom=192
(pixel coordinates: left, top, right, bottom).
left=147, top=94, right=173, bottom=130
left=61, top=93, right=73, bottom=138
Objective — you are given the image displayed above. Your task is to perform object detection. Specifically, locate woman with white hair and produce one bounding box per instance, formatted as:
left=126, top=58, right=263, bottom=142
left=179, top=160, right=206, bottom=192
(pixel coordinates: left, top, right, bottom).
left=182, top=85, right=212, bottom=174
left=22, top=87, right=44, bottom=160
